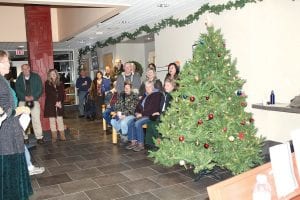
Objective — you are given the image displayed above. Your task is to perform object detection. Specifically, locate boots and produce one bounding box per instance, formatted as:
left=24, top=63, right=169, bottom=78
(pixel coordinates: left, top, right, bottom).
left=51, top=131, right=57, bottom=143
left=59, top=131, right=66, bottom=141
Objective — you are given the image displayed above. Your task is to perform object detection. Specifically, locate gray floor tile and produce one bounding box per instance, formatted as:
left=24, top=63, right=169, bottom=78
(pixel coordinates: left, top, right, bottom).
left=92, top=173, right=130, bottom=187
left=125, top=159, right=154, bottom=169
left=48, top=164, right=80, bottom=175
left=47, top=192, right=90, bottom=200
left=75, top=158, right=105, bottom=169
left=117, top=192, right=160, bottom=200
left=151, top=184, right=199, bottom=200
left=68, top=168, right=104, bottom=180
left=29, top=185, right=63, bottom=200
left=148, top=172, right=191, bottom=186
left=60, top=178, right=99, bottom=194
left=121, top=167, right=159, bottom=181
left=119, top=178, right=161, bottom=195
left=36, top=173, right=72, bottom=187
left=85, top=185, right=129, bottom=200
left=97, top=163, right=131, bottom=174
left=56, top=156, right=85, bottom=165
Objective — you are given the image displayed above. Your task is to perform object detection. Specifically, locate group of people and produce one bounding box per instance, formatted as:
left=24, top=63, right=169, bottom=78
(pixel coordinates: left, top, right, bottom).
left=102, top=61, right=180, bottom=151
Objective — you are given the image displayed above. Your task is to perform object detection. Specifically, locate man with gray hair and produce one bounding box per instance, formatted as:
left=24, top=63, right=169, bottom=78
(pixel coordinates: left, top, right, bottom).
left=116, top=62, right=141, bottom=94
left=15, top=64, right=44, bottom=144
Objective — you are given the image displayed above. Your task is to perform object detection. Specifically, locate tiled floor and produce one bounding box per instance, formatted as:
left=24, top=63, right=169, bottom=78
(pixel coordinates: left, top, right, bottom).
left=28, top=111, right=230, bottom=200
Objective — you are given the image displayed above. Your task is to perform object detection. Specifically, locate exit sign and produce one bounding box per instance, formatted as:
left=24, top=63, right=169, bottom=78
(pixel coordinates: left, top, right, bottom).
left=16, top=49, right=24, bottom=55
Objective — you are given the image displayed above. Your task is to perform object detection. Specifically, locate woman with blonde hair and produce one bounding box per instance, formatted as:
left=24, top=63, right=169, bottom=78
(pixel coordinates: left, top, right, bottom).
left=44, top=69, right=66, bottom=142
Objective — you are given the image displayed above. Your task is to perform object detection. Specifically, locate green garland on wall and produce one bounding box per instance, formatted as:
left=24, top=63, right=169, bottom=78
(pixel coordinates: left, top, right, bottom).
left=78, top=0, right=262, bottom=65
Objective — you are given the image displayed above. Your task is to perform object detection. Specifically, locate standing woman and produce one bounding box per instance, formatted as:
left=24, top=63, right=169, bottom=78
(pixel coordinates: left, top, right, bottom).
left=0, top=50, right=33, bottom=200
left=90, top=71, right=106, bottom=120
left=164, top=62, right=180, bottom=89
left=44, top=69, right=66, bottom=142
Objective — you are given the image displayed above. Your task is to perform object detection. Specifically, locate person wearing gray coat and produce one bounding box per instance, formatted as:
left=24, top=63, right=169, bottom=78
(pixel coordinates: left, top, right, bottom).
left=0, top=50, right=33, bottom=200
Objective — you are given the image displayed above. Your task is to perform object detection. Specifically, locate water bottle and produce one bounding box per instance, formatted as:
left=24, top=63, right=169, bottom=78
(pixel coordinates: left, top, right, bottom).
left=252, top=174, right=271, bottom=200
left=270, top=90, right=275, bottom=104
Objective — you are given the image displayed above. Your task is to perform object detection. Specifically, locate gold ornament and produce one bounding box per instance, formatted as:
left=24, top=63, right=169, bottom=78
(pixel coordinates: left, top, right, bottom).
left=194, top=75, right=200, bottom=82
left=195, top=140, right=200, bottom=146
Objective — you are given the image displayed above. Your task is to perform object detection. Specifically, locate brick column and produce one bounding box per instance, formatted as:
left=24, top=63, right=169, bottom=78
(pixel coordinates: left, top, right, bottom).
left=24, top=5, right=53, bottom=131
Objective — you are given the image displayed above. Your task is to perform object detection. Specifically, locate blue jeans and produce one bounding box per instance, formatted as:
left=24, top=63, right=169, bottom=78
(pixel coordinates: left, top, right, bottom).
left=111, top=115, right=135, bottom=135
left=78, top=91, right=88, bottom=116
left=128, top=117, right=150, bottom=144
left=25, top=146, right=32, bottom=167
left=103, top=107, right=114, bottom=125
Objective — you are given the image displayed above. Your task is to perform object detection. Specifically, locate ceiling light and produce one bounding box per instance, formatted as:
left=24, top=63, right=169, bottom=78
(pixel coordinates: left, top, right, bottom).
left=120, top=20, right=129, bottom=24
left=96, top=31, right=103, bottom=35
left=157, top=3, right=169, bottom=8
left=18, top=45, right=24, bottom=48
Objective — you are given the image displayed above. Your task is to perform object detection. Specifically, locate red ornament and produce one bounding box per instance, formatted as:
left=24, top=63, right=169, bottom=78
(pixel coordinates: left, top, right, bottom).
left=204, top=143, right=209, bottom=149
left=238, top=132, right=245, bottom=140
left=206, top=96, right=210, bottom=100
left=240, top=121, right=246, bottom=125
left=179, top=135, right=185, bottom=142
left=208, top=113, right=214, bottom=120
left=223, top=127, right=227, bottom=132
left=241, top=102, right=247, bottom=107
left=190, top=96, right=195, bottom=102
left=197, top=119, right=203, bottom=125
left=249, top=118, right=255, bottom=123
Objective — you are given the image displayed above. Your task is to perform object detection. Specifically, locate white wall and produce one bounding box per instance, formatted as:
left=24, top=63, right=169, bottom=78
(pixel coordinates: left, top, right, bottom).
left=155, top=0, right=300, bottom=142
left=116, top=43, right=146, bottom=75
left=96, top=45, right=116, bottom=69
left=144, top=41, right=155, bottom=66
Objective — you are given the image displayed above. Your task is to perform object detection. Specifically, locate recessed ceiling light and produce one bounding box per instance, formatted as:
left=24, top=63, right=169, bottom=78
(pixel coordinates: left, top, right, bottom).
left=96, top=31, right=103, bottom=35
left=120, top=20, right=129, bottom=24
left=157, top=3, right=169, bottom=8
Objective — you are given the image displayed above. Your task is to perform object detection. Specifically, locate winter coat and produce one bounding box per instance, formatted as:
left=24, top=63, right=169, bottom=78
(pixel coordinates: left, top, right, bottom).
left=0, top=75, right=24, bottom=155
left=135, top=91, right=162, bottom=117
left=15, top=72, right=43, bottom=101
left=114, top=92, right=139, bottom=116
left=44, top=81, right=65, bottom=117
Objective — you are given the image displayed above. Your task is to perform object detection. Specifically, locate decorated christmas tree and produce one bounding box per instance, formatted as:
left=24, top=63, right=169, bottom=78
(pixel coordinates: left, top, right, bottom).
left=150, top=26, right=264, bottom=175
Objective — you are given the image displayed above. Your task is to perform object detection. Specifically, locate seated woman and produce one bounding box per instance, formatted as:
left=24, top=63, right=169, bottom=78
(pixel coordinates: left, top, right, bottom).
left=126, top=81, right=163, bottom=152
left=145, top=78, right=176, bottom=150
left=111, top=81, right=139, bottom=142
left=138, top=68, right=163, bottom=99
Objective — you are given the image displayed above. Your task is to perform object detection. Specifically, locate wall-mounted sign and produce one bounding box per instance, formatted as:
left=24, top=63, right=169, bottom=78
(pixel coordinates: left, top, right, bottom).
left=16, top=49, right=24, bottom=56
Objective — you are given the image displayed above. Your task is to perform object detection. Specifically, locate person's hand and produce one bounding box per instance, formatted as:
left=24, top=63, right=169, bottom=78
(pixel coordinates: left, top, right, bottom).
left=152, top=112, right=160, bottom=116
left=56, top=101, right=62, bottom=109
left=136, top=113, right=142, bottom=118
left=15, top=106, right=30, bottom=116
left=25, top=96, right=34, bottom=101
left=110, top=112, right=116, bottom=117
